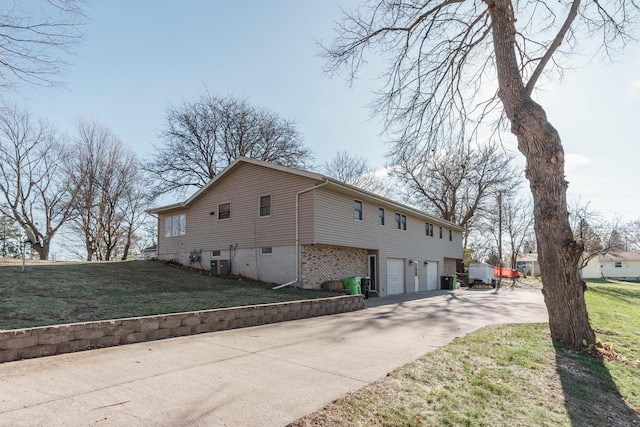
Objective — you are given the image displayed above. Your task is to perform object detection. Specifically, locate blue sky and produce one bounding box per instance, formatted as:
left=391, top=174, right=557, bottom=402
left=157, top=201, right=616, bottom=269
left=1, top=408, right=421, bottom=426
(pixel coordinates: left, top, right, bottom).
left=9, top=1, right=640, bottom=221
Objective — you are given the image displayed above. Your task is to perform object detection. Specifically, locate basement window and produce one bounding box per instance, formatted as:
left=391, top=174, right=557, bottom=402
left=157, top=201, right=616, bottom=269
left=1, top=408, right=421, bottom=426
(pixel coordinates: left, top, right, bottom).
left=260, top=247, right=273, bottom=255
left=614, top=261, right=622, bottom=268
left=211, top=250, right=221, bottom=257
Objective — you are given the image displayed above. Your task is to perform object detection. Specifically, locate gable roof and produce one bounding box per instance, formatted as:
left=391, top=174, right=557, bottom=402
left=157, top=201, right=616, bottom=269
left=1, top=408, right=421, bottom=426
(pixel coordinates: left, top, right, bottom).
left=599, top=251, right=640, bottom=262
left=148, top=156, right=465, bottom=231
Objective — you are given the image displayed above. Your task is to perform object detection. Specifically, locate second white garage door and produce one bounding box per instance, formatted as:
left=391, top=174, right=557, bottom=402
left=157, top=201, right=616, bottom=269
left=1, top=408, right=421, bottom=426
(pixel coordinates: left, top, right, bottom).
left=427, top=261, right=438, bottom=290
left=387, top=258, right=405, bottom=295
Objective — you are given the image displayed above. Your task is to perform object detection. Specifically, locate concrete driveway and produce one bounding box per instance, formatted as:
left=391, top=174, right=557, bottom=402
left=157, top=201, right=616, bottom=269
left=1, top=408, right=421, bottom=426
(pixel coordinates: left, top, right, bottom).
left=0, top=288, right=547, bottom=427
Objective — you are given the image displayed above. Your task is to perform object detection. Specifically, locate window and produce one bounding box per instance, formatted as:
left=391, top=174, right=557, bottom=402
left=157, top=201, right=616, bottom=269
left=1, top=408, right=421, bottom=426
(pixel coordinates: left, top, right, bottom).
left=218, top=202, right=230, bottom=220
left=614, top=261, right=622, bottom=268
left=425, top=223, right=434, bottom=237
left=449, top=229, right=453, bottom=241
left=164, top=214, right=186, bottom=237
left=439, top=227, right=443, bottom=239
left=260, top=247, right=273, bottom=255
left=354, top=200, right=363, bottom=220
left=378, top=208, right=385, bottom=225
left=259, top=195, right=271, bottom=217
left=211, top=250, right=221, bottom=257
left=396, top=213, right=406, bottom=230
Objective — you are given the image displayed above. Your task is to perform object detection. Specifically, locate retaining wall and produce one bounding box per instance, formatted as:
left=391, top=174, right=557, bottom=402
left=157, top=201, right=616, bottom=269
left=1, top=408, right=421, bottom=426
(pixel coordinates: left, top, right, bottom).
left=0, top=295, right=364, bottom=364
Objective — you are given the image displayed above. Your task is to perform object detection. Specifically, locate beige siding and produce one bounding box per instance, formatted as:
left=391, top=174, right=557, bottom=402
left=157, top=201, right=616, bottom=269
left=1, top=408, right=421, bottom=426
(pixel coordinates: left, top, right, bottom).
left=298, top=191, right=316, bottom=244
left=311, top=187, right=463, bottom=296
left=155, top=160, right=463, bottom=295
left=157, top=162, right=319, bottom=265
left=157, top=208, right=188, bottom=261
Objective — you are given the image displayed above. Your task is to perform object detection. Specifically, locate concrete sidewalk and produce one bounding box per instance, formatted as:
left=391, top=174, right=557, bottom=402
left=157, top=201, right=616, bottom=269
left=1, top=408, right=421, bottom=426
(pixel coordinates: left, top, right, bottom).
left=0, top=288, right=547, bottom=427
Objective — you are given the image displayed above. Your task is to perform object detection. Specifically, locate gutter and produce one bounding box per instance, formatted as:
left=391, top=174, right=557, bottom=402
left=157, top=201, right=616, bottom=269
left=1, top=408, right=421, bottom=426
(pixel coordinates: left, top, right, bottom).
left=273, top=179, right=329, bottom=290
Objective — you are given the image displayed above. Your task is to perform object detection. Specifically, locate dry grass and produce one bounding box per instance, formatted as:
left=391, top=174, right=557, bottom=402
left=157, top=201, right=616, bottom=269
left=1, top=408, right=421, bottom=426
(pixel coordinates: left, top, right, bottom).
left=290, top=280, right=640, bottom=427
left=0, top=259, right=336, bottom=330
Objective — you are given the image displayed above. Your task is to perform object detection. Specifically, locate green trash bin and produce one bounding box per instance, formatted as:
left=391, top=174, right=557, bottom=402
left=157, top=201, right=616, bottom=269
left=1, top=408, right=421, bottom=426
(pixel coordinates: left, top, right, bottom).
left=342, top=277, right=362, bottom=295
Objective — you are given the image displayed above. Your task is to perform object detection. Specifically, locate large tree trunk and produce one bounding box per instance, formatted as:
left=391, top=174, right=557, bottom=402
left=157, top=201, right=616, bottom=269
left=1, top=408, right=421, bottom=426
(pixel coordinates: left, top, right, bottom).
left=31, top=239, right=49, bottom=260
left=487, top=0, right=595, bottom=349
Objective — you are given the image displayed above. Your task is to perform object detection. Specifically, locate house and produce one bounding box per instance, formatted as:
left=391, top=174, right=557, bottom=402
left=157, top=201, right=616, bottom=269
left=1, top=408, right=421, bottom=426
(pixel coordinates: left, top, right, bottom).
left=516, top=253, right=540, bottom=276
left=142, top=244, right=157, bottom=260
left=147, top=157, right=464, bottom=296
left=581, top=251, right=640, bottom=280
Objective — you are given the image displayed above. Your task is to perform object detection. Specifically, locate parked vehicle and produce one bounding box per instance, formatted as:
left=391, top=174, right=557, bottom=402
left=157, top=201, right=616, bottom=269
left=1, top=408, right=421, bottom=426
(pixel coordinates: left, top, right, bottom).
left=468, top=263, right=496, bottom=288
left=493, top=266, right=523, bottom=279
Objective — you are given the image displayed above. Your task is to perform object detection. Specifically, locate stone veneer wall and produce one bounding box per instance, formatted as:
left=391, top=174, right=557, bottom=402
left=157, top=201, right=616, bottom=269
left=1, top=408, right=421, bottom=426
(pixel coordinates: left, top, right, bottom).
left=0, top=295, right=364, bottom=364
left=301, top=244, right=368, bottom=288
left=444, top=258, right=458, bottom=275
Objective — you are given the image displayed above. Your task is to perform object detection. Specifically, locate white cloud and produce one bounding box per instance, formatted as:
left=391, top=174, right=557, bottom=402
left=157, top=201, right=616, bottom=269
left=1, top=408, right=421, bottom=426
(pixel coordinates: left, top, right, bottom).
left=564, top=153, right=592, bottom=172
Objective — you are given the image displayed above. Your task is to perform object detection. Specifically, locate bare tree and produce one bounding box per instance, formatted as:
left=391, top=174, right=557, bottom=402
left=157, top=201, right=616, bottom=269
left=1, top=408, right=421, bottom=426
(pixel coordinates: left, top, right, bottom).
left=70, top=119, right=148, bottom=261
left=323, top=0, right=639, bottom=348
left=390, top=141, right=521, bottom=243
left=480, top=194, right=534, bottom=270
left=324, top=150, right=389, bottom=196
left=569, top=200, right=625, bottom=271
left=0, top=105, right=79, bottom=259
left=624, top=219, right=640, bottom=252
left=119, top=175, right=151, bottom=260
left=0, top=1, right=85, bottom=89
left=144, top=93, right=314, bottom=198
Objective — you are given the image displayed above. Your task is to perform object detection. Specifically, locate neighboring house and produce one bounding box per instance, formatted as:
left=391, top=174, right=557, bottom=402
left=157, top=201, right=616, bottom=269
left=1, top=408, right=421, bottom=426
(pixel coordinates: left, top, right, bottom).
left=581, top=252, right=640, bottom=280
left=142, top=244, right=157, bottom=260
left=148, top=157, right=464, bottom=296
left=516, top=253, right=540, bottom=276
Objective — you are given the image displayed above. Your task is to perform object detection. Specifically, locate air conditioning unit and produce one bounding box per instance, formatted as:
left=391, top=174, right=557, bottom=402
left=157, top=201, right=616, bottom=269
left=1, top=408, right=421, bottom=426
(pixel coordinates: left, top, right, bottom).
left=210, top=259, right=230, bottom=275
left=218, top=260, right=229, bottom=275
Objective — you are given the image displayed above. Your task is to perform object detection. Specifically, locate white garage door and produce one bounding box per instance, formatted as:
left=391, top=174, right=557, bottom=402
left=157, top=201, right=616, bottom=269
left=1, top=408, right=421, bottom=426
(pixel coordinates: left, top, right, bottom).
left=427, top=261, right=438, bottom=290
left=387, top=258, right=405, bottom=295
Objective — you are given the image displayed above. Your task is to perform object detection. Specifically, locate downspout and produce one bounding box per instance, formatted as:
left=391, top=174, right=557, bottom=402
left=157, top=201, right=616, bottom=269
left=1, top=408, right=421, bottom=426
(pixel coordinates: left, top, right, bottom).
left=273, top=179, right=329, bottom=289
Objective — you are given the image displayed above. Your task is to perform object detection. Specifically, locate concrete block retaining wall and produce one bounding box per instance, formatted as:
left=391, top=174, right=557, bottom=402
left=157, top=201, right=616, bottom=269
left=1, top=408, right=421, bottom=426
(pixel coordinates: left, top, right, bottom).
left=0, top=295, right=364, bottom=364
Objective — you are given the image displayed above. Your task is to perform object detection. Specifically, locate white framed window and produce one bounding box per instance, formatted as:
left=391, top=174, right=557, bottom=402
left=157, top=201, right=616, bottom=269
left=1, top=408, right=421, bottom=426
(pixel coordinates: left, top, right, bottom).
left=259, top=195, right=271, bottom=217
left=614, top=261, right=622, bottom=268
left=449, top=229, right=453, bottom=241
left=164, top=214, right=186, bottom=237
left=259, top=247, right=273, bottom=255
left=378, top=208, right=385, bottom=225
left=439, top=227, right=443, bottom=239
left=211, top=250, right=221, bottom=257
left=425, top=223, right=434, bottom=237
left=354, top=200, right=363, bottom=220
left=396, top=213, right=406, bottom=230
left=218, top=202, right=231, bottom=220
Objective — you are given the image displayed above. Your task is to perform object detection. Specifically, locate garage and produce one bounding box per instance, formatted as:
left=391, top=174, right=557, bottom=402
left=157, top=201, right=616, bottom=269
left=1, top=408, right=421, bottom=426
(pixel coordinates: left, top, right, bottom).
left=387, top=258, right=405, bottom=295
left=426, top=261, right=438, bottom=290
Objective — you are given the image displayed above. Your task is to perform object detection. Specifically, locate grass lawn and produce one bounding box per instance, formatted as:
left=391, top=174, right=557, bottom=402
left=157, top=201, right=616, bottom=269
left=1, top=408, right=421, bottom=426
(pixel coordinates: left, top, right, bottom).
left=0, top=259, right=336, bottom=330
left=290, top=280, right=640, bottom=427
